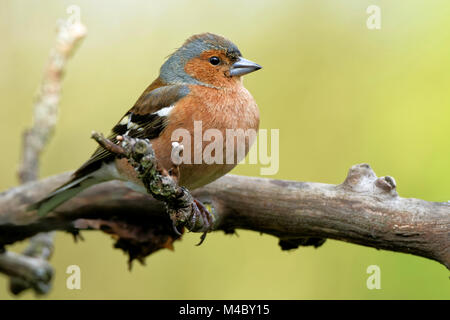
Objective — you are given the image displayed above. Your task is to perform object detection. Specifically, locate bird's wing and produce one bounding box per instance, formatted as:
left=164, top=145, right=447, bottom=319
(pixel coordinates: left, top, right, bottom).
left=73, top=82, right=190, bottom=178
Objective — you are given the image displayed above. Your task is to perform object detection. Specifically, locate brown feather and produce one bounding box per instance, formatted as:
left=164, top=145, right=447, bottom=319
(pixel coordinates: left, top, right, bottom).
left=73, top=77, right=188, bottom=179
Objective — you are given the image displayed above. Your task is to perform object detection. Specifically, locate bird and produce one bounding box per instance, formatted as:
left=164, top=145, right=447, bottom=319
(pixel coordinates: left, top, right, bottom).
left=31, top=33, right=262, bottom=230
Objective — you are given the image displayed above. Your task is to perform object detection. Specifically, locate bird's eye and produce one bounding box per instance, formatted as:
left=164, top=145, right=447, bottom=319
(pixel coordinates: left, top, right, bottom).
left=209, top=56, right=220, bottom=65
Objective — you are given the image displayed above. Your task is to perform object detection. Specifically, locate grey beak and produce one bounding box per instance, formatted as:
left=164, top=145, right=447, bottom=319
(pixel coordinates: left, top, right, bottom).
left=229, top=57, right=262, bottom=77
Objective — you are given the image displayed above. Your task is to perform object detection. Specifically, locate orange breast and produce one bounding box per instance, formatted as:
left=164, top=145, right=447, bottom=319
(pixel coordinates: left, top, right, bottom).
left=151, top=83, right=259, bottom=189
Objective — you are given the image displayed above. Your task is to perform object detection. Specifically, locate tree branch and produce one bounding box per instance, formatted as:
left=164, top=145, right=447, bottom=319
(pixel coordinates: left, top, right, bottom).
left=1, top=164, right=448, bottom=269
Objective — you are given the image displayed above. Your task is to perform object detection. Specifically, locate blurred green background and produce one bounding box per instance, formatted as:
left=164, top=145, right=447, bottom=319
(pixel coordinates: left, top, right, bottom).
left=0, top=0, right=449, bottom=299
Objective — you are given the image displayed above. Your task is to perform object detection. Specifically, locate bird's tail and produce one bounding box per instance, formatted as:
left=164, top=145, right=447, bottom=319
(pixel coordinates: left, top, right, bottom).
left=29, top=175, right=98, bottom=217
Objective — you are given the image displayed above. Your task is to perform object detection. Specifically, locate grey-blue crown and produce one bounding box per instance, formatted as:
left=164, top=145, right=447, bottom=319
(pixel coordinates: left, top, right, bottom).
left=160, top=33, right=241, bottom=85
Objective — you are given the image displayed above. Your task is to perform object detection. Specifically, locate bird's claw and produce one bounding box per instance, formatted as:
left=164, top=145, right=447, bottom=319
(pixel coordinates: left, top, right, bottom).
left=172, top=220, right=183, bottom=236
left=190, top=199, right=215, bottom=245
left=196, top=232, right=208, bottom=246
left=169, top=198, right=215, bottom=244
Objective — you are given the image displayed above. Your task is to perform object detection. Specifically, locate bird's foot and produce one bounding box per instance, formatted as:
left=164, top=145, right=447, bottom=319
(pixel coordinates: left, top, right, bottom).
left=169, top=195, right=215, bottom=245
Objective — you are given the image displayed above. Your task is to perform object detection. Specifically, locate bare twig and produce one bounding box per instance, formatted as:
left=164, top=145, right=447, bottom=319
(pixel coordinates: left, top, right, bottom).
left=0, top=251, right=53, bottom=295
left=18, top=18, right=86, bottom=183
left=1, top=15, right=87, bottom=296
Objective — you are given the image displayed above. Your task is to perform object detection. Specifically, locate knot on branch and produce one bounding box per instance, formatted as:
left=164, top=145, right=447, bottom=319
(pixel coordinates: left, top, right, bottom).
left=341, top=163, right=398, bottom=197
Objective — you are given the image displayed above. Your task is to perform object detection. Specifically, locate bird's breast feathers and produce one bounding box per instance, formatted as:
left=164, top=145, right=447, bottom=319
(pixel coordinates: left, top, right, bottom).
left=88, top=83, right=259, bottom=191
left=148, top=84, right=259, bottom=189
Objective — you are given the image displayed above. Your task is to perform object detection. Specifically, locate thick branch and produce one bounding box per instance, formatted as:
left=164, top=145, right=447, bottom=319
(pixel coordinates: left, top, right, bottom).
left=0, top=164, right=448, bottom=269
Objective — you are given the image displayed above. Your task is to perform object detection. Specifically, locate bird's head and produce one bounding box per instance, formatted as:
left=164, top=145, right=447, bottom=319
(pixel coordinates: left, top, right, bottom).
left=160, top=33, right=262, bottom=88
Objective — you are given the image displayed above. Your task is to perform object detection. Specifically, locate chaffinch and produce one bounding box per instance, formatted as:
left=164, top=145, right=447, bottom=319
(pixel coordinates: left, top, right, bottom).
left=33, top=33, right=262, bottom=222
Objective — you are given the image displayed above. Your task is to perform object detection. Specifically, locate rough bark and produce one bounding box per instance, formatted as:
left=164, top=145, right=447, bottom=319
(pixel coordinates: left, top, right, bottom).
left=1, top=164, right=448, bottom=269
